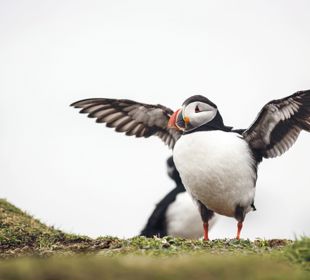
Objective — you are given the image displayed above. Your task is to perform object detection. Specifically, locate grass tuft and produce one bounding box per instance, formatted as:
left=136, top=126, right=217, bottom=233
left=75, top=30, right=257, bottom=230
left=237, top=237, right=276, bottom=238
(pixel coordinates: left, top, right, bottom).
left=285, top=237, right=310, bottom=270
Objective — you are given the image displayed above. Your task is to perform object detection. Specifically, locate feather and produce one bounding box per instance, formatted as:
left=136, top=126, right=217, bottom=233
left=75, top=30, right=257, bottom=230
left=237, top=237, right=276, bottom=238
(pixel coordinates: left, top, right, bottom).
left=71, top=98, right=182, bottom=148
left=243, top=90, right=310, bottom=158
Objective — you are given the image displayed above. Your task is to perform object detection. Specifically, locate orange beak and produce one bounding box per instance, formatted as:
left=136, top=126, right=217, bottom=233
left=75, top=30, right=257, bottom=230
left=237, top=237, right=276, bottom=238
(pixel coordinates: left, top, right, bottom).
left=183, top=116, right=190, bottom=124
left=168, top=109, right=182, bottom=129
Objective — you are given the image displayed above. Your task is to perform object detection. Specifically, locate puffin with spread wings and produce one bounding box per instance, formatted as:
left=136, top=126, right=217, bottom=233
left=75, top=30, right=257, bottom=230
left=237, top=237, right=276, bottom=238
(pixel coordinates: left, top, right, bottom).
left=71, top=89, right=310, bottom=240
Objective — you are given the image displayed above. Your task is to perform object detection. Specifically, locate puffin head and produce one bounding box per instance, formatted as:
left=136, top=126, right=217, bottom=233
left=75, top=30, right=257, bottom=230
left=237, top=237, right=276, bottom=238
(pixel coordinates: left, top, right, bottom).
left=169, top=95, right=218, bottom=132
left=182, top=95, right=218, bottom=131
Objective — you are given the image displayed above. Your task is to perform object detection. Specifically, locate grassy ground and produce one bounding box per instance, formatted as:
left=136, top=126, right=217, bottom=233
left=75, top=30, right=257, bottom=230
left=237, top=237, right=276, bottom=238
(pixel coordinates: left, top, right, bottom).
left=0, top=199, right=309, bottom=279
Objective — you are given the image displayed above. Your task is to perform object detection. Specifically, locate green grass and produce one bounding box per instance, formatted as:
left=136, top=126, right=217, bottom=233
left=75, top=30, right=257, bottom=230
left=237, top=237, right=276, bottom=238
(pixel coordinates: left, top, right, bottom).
left=0, top=255, right=308, bottom=280
left=286, top=237, right=310, bottom=271
left=0, top=199, right=94, bottom=257
left=0, top=199, right=309, bottom=279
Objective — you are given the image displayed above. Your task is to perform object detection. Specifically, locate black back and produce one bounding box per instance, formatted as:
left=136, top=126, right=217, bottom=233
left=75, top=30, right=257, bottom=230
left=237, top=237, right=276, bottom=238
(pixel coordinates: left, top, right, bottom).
left=140, top=157, right=185, bottom=237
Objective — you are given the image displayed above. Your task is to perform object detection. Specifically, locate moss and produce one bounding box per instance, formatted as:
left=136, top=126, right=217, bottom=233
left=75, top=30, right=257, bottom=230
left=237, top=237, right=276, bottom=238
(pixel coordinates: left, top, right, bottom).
left=0, top=199, right=87, bottom=243
left=0, top=199, right=296, bottom=258
left=285, top=237, right=310, bottom=271
left=0, top=199, right=93, bottom=257
left=0, top=198, right=309, bottom=279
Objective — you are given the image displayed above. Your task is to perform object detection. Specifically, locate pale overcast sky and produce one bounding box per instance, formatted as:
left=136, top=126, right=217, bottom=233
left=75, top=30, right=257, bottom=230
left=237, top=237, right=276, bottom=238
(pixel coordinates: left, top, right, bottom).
left=1, top=0, right=309, bottom=239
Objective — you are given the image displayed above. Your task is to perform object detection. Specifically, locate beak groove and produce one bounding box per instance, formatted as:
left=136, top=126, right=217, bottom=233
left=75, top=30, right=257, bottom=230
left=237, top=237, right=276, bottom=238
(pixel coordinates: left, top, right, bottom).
left=168, top=109, right=181, bottom=128
left=168, top=109, right=186, bottom=131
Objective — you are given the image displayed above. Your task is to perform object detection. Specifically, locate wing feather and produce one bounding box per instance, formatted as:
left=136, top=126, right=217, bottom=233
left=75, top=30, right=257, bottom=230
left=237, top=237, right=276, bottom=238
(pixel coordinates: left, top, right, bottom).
left=243, top=90, right=310, bottom=158
left=71, top=98, right=181, bottom=148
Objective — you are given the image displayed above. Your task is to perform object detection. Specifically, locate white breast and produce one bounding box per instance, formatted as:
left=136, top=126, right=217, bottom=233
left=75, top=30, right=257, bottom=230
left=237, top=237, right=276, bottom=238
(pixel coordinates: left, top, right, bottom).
left=165, top=192, right=217, bottom=239
left=173, top=131, right=257, bottom=217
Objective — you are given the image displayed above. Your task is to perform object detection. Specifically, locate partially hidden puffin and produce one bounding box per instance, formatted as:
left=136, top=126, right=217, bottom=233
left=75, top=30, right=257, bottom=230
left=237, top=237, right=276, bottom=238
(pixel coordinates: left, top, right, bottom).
left=140, top=156, right=217, bottom=238
left=71, top=89, right=310, bottom=240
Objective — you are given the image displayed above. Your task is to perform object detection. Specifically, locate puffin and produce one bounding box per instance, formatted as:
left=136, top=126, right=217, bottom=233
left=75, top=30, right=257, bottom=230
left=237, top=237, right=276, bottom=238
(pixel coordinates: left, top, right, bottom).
left=140, top=156, right=217, bottom=238
left=71, top=89, right=310, bottom=240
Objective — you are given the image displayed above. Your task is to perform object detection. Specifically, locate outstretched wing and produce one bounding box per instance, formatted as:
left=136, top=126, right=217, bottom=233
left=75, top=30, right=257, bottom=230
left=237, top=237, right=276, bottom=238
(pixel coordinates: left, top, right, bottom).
left=243, top=90, right=310, bottom=158
left=71, top=98, right=181, bottom=148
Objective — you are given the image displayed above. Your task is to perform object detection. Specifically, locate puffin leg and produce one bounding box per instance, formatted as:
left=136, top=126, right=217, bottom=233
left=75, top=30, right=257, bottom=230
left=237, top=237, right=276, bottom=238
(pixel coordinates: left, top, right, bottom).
left=236, top=222, right=243, bottom=240
left=197, top=200, right=214, bottom=241
left=203, top=222, right=209, bottom=240
left=234, top=205, right=245, bottom=240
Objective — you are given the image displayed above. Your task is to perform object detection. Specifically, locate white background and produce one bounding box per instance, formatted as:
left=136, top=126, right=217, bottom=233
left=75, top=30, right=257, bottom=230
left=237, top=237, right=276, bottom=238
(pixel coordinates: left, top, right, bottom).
left=1, top=0, right=309, bottom=239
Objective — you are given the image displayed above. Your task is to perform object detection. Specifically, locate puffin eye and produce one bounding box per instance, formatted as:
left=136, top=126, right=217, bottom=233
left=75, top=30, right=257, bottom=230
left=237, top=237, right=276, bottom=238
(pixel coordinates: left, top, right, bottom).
left=195, top=105, right=200, bottom=113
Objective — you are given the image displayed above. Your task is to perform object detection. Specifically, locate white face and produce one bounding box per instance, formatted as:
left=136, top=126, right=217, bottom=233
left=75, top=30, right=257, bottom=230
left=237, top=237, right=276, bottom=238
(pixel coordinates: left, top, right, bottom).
left=182, top=101, right=217, bottom=131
